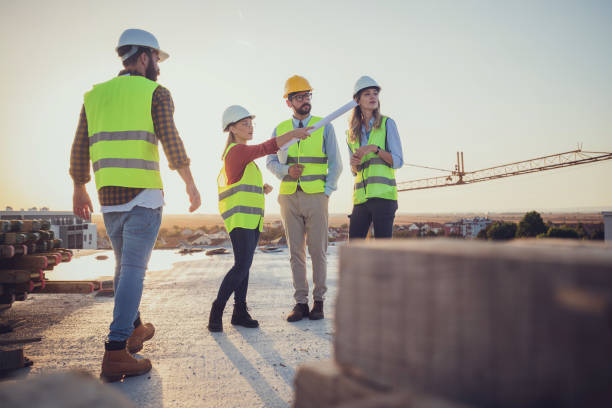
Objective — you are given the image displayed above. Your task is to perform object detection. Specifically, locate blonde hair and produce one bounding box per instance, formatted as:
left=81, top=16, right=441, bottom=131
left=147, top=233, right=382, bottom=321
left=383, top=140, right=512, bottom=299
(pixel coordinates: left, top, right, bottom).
left=348, top=103, right=382, bottom=144
left=221, top=131, right=236, bottom=160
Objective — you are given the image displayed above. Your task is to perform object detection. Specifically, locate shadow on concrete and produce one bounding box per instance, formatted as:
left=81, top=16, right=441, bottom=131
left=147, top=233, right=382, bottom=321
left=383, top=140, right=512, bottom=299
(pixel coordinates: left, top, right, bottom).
left=213, top=332, right=289, bottom=408
left=235, top=327, right=295, bottom=388
left=286, top=317, right=334, bottom=344
left=110, top=364, right=164, bottom=408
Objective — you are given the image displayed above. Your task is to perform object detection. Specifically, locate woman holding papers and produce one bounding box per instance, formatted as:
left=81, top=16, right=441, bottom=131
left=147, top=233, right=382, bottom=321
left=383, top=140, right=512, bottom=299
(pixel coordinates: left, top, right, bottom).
left=208, top=105, right=310, bottom=332
left=347, top=76, right=404, bottom=239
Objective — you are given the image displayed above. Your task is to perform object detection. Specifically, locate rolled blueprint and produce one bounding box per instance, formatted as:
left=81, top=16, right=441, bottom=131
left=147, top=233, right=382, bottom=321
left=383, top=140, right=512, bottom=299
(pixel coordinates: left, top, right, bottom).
left=277, top=100, right=358, bottom=163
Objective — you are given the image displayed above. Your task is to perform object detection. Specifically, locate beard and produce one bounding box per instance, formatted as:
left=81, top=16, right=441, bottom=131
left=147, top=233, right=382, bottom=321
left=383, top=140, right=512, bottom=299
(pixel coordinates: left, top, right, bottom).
left=145, top=59, right=159, bottom=81
left=295, top=103, right=311, bottom=116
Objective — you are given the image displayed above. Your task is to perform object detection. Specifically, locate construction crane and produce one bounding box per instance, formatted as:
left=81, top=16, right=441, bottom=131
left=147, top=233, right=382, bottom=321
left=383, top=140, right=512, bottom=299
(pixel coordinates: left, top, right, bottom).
left=397, top=147, right=612, bottom=192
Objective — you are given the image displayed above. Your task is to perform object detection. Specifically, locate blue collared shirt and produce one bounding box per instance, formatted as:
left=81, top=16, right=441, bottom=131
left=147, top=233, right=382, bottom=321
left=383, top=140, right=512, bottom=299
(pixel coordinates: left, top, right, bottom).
left=347, top=117, right=404, bottom=169
left=266, top=115, right=342, bottom=197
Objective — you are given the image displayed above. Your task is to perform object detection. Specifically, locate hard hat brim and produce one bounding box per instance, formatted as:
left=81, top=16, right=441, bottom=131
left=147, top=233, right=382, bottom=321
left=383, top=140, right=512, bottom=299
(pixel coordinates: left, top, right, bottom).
left=223, top=114, right=256, bottom=131
left=158, top=49, right=169, bottom=62
left=114, top=45, right=169, bottom=62
left=284, top=88, right=313, bottom=99
left=353, top=85, right=381, bottom=99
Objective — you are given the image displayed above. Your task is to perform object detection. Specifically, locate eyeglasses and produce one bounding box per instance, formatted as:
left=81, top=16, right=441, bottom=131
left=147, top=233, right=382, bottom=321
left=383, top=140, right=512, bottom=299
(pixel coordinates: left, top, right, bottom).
left=291, top=92, right=312, bottom=102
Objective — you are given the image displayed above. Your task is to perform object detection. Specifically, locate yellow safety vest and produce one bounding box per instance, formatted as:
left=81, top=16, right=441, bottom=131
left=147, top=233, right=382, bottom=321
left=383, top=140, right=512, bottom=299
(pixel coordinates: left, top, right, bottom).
left=276, top=117, right=327, bottom=194
left=218, top=143, right=265, bottom=233
left=84, top=75, right=162, bottom=190
left=347, top=116, right=397, bottom=205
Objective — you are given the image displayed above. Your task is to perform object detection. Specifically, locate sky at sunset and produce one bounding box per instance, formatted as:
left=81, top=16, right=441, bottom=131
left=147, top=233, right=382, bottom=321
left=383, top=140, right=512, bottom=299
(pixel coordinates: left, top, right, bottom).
left=1, top=0, right=611, bottom=215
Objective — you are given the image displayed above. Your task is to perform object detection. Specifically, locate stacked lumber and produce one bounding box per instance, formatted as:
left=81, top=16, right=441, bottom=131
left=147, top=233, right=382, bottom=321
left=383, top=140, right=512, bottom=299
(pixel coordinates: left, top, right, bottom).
left=0, top=219, right=73, bottom=307
left=320, top=239, right=612, bottom=408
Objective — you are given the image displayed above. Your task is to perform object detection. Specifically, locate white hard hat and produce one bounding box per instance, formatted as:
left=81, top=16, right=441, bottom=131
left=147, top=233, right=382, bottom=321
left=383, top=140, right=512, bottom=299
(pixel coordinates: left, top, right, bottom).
left=222, top=105, right=255, bottom=131
left=116, top=29, right=169, bottom=62
left=353, top=76, right=380, bottom=98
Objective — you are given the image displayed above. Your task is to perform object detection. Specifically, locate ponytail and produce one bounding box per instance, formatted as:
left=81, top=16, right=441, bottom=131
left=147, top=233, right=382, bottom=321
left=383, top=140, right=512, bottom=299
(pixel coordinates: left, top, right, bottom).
left=221, top=132, right=236, bottom=160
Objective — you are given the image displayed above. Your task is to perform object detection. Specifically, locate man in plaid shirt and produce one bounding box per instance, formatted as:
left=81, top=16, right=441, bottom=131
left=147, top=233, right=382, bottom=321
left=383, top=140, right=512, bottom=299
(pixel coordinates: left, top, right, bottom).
left=70, top=29, right=201, bottom=382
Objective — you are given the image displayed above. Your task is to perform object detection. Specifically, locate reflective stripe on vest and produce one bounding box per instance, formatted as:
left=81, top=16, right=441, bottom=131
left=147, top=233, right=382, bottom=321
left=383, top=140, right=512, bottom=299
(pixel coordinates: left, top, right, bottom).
left=217, top=143, right=265, bottom=233
left=276, top=116, right=327, bottom=194
left=84, top=76, right=162, bottom=190
left=347, top=116, right=397, bottom=205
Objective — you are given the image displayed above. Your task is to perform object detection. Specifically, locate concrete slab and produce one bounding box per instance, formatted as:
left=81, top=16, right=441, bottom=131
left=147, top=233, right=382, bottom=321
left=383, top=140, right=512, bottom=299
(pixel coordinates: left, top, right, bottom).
left=0, top=246, right=340, bottom=407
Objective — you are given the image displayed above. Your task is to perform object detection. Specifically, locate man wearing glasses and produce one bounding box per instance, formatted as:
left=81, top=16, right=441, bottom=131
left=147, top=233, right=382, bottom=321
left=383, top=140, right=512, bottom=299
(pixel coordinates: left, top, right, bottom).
left=267, top=75, right=342, bottom=322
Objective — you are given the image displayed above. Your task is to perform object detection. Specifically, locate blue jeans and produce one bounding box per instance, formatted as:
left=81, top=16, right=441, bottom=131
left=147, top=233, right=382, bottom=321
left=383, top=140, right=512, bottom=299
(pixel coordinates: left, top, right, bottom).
left=103, top=206, right=162, bottom=341
left=216, top=227, right=260, bottom=306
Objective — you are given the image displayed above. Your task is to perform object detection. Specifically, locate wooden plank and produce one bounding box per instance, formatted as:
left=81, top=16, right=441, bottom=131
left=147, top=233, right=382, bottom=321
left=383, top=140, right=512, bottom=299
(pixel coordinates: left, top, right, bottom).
left=35, top=281, right=95, bottom=294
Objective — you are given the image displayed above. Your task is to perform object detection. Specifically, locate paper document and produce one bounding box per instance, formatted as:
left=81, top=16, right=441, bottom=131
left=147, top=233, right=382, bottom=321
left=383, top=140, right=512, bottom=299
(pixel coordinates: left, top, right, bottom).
left=278, top=100, right=358, bottom=161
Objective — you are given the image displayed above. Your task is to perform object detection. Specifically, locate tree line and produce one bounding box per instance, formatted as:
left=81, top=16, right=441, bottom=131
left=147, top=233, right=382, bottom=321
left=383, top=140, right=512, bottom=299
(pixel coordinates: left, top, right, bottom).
left=477, top=211, right=604, bottom=241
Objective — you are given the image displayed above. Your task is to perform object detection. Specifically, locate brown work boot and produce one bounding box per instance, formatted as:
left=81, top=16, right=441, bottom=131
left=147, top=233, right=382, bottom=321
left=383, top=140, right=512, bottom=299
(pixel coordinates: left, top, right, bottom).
left=127, top=322, right=155, bottom=354
left=309, top=300, right=324, bottom=320
left=100, top=342, right=152, bottom=383
left=287, top=303, right=309, bottom=322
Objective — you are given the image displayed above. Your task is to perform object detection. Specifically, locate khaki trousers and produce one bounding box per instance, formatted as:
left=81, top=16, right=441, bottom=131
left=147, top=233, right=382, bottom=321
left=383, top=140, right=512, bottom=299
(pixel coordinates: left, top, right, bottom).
left=278, top=189, right=328, bottom=304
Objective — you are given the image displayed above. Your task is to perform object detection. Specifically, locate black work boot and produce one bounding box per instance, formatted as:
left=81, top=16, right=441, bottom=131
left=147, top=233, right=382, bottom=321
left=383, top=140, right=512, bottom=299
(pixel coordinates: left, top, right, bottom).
left=309, top=300, right=324, bottom=320
left=208, top=299, right=225, bottom=332
left=231, top=301, right=259, bottom=328
left=287, top=303, right=309, bottom=322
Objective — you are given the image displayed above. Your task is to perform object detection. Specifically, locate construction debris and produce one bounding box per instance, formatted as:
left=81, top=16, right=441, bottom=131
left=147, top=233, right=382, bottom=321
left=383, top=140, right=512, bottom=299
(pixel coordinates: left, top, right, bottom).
left=205, top=248, right=229, bottom=256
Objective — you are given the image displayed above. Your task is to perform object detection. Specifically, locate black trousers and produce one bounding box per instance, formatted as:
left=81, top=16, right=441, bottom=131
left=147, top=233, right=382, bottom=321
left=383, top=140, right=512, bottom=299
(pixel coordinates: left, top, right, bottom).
left=349, top=198, right=398, bottom=239
left=216, top=226, right=260, bottom=306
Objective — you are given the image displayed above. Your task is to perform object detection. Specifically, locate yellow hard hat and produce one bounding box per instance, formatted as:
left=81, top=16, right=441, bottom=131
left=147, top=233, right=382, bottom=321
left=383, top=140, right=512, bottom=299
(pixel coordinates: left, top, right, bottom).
left=283, top=75, right=312, bottom=99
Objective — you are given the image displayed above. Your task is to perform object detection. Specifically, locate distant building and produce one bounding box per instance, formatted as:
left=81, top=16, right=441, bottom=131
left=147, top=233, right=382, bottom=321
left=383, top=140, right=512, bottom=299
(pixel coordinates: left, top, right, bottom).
left=0, top=210, right=97, bottom=249
left=444, top=217, right=492, bottom=238
left=603, top=212, right=612, bottom=242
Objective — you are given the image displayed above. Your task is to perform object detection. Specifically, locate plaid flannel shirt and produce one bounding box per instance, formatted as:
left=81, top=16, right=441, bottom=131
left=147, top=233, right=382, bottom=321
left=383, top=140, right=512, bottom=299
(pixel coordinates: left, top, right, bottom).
left=69, top=72, right=190, bottom=206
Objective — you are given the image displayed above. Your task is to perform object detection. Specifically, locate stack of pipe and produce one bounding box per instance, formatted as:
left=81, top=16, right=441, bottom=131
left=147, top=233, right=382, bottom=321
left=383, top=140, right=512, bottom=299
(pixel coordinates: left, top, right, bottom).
left=0, top=219, right=72, bottom=308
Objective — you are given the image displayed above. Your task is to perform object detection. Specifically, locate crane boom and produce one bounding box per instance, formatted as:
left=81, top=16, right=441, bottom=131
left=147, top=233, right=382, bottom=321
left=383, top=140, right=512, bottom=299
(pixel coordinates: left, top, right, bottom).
left=397, top=149, right=612, bottom=192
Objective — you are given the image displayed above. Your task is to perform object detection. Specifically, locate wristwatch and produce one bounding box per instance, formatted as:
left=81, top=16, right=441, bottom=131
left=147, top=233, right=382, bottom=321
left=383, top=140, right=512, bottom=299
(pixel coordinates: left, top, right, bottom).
left=375, top=146, right=381, bottom=155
